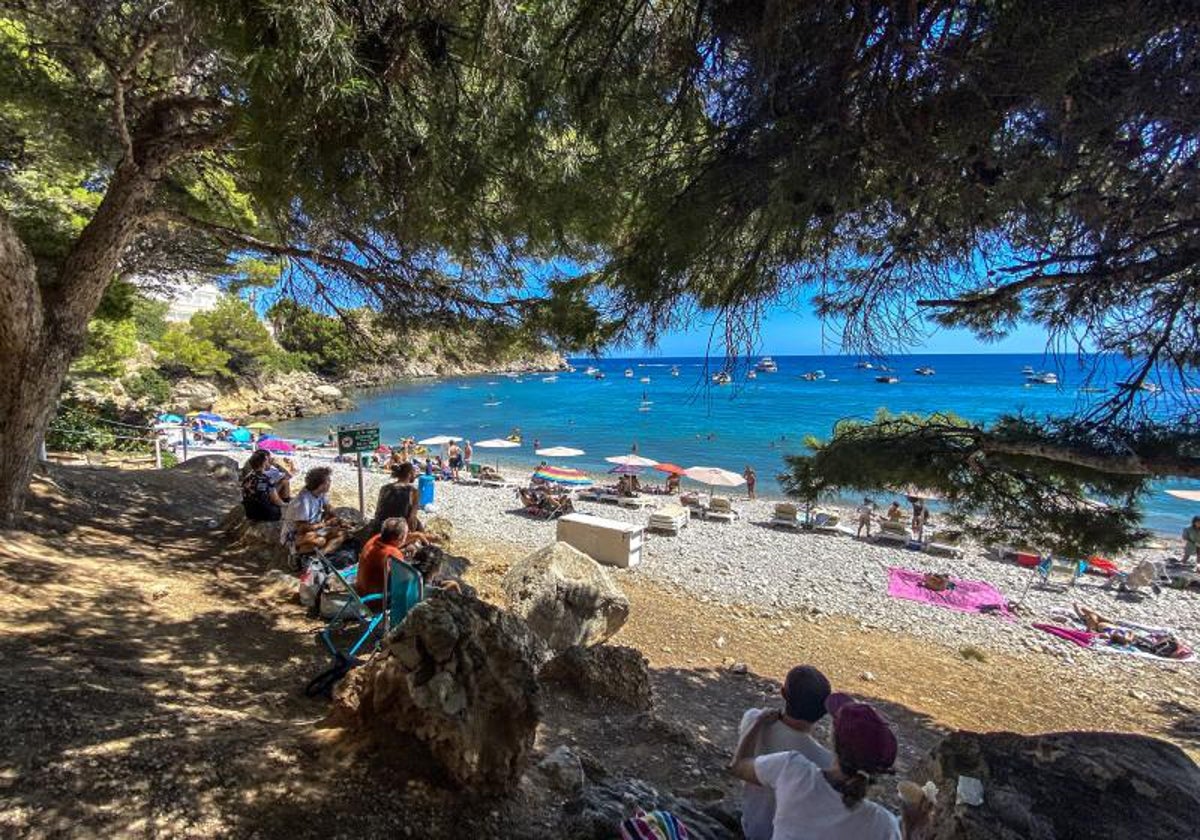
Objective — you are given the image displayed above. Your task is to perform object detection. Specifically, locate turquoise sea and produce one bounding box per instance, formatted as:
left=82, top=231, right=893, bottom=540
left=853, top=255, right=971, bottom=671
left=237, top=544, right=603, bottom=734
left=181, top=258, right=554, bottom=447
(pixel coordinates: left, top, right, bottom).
left=273, top=354, right=1197, bottom=535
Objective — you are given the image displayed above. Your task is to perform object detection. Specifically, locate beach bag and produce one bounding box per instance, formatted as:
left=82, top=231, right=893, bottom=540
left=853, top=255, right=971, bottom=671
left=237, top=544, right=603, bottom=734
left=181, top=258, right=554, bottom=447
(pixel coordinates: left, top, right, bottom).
left=298, top=561, right=328, bottom=608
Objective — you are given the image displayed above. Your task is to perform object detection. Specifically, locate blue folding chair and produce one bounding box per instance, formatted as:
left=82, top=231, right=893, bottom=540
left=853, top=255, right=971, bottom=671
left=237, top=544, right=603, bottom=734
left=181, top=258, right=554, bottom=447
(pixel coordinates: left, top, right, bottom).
left=384, top=558, right=424, bottom=635
left=317, top=562, right=386, bottom=660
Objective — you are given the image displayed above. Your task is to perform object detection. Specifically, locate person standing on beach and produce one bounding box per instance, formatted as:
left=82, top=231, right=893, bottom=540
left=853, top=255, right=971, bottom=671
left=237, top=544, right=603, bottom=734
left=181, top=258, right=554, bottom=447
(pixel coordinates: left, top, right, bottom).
left=743, top=465, right=757, bottom=500
left=447, top=439, right=463, bottom=480
left=734, top=665, right=833, bottom=840
left=910, top=498, right=930, bottom=542
left=856, top=498, right=875, bottom=538
left=463, top=439, right=473, bottom=469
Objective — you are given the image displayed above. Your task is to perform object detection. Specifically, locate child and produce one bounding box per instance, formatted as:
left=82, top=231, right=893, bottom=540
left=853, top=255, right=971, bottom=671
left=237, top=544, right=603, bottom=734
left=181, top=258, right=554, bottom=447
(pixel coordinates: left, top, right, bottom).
left=855, top=498, right=875, bottom=538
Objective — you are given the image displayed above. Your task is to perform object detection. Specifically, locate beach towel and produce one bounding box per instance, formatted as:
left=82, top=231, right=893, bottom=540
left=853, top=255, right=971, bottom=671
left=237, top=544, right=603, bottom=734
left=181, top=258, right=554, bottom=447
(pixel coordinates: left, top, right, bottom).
left=887, top=567, right=1012, bottom=617
left=1034, top=615, right=1196, bottom=662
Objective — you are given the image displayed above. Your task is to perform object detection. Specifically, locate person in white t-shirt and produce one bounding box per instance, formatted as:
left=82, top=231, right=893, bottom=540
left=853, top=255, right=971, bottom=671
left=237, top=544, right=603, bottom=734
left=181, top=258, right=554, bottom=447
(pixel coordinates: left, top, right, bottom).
left=738, top=665, right=835, bottom=840
left=281, top=467, right=350, bottom=555
left=730, top=693, right=930, bottom=840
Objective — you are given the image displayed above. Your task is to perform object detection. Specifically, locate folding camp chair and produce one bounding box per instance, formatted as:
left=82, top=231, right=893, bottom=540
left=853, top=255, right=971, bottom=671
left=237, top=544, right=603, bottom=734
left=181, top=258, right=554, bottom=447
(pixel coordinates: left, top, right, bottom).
left=317, top=556, right=424, bottom=659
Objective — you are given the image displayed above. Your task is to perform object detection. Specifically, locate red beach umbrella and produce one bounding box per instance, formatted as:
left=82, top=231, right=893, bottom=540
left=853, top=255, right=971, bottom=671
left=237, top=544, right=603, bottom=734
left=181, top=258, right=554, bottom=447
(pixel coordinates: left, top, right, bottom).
left=654, top=463, right=686, bottom=475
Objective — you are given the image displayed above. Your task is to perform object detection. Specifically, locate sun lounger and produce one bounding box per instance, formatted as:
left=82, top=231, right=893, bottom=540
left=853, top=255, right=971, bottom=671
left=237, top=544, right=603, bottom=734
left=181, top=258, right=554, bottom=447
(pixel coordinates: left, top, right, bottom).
left=617, top=494, right=655, bottom=509
left=875, top=519, right=910, bottom=545
left=925, top=530, right=964, bottom=558
left=479, top=470, right=512, bottom=488
left=648, top=504, right=689, bottom=535
left=770, top=502, right=801, bottom=529
left=808, top=508, right=841, bottom=532
left=707, top=496, right=739, bottom=523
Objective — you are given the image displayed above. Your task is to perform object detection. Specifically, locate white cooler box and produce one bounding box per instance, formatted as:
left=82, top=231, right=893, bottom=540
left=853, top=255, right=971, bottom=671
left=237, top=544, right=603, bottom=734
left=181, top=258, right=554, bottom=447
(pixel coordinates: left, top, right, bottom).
left=556, top=513, right=644, bottom=569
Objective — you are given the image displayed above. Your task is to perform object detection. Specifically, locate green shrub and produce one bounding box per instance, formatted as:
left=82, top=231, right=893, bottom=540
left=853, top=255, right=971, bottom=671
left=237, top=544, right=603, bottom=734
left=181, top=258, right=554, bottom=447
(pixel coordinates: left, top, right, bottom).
left=189, top=295, right=278, bottom=376
left=73, top=318, right=138, bottom=377
left=123, top=369, right=172, bottom=404
left=268, top=299, right=364, bottom=377
left=153, top=325, right=231, bottom=378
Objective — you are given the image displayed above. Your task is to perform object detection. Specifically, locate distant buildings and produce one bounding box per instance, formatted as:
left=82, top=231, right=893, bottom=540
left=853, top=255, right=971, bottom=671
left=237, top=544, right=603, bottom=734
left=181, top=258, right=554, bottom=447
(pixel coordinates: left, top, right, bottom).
left=141, top=278, right=223, bottom=322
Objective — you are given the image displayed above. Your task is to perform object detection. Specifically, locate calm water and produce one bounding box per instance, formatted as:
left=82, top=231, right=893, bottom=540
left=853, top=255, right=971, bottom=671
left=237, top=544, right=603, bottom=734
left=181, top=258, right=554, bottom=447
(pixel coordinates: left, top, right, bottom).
left=273, top=354, right=1197, bottom=534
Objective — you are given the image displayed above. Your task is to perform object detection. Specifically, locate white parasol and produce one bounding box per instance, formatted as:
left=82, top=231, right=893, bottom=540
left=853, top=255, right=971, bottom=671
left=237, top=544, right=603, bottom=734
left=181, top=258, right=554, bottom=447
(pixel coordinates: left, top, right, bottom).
left=604, top=454, right=658, bottom=467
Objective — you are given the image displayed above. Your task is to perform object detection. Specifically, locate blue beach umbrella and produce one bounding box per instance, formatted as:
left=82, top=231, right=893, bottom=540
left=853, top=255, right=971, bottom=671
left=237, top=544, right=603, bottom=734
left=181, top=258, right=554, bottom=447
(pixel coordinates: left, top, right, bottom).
left=157, top=413, right=184, bottom=424
left=230, top=428, right=253, bottom=443
left=195, top=411, right=225, bottom=422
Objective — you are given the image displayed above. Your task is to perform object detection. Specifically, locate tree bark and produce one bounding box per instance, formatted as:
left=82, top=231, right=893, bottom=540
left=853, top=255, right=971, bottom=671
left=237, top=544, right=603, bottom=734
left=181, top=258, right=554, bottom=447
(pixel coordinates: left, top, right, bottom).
left=0, top=163, right=155, bottom=526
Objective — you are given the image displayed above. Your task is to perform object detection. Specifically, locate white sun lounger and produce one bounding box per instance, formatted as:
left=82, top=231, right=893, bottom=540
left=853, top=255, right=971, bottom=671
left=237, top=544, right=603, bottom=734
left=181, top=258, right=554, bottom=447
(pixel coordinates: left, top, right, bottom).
left=648, top=504, right=689, bottom=535
left=706, top=496, right=739, bottom=523
left=770, top=502, right=801, bottom=529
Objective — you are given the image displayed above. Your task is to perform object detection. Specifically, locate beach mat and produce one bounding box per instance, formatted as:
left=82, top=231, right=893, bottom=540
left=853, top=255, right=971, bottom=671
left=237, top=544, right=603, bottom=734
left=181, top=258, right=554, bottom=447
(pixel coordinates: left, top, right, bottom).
left=1033, top=620, right=1196, bottom=663
left=887, top=567, right=1012, bottom=618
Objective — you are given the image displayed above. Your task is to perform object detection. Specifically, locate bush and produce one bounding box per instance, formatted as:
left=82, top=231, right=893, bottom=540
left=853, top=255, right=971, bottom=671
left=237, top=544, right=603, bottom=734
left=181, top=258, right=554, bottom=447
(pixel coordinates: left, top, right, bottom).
left=123, top=369, right=172, bottom=404
left=268, top=299, right=364, bottom=377
left=73, top=318, right=138, bottom=377
left=153, top=325, right=232, bottom=378
left=189, top=295, right=279, bottom=376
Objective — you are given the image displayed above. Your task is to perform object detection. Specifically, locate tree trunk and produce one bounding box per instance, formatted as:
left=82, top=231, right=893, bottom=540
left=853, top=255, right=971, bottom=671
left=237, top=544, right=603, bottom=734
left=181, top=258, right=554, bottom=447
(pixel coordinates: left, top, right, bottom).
left=0, top=164, right=155, bottom=526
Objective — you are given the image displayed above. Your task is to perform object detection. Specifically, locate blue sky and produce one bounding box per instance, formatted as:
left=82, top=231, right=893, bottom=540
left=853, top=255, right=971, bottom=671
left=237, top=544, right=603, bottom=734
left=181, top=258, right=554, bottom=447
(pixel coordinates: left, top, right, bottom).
left=626, top=304, right=1051, bottom=357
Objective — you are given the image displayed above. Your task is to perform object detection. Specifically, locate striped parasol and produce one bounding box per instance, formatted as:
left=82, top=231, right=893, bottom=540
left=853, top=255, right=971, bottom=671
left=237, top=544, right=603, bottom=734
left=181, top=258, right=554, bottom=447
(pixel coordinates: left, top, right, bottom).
left=533, top=465, right=593, bottom=487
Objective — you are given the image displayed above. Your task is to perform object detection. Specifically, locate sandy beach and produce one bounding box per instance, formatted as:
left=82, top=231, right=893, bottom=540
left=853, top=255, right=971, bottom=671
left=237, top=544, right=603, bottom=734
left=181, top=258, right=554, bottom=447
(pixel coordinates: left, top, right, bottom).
left=257, top=450, right=1200, bottom=675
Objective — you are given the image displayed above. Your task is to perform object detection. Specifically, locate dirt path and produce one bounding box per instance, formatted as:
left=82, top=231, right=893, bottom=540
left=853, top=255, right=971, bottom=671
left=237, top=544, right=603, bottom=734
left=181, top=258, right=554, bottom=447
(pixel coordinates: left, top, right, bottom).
left=1, top=463, right=1196, bottom=838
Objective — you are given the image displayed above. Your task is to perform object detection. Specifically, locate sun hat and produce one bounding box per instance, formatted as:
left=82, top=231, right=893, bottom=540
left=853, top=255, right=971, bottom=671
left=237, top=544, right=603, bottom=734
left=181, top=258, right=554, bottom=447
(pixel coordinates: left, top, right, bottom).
left=825, top=693, right=898, bottom=773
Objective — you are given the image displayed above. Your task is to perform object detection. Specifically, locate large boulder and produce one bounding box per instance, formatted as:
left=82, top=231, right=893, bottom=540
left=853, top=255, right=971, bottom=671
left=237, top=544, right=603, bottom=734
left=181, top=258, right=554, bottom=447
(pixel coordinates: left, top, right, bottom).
left=221, top=503, right=289, bottom=569
left=561, top=777, right=740, bottom=840
left=501, top=542, right=630, bottom=653
left=173, top=454, right=239, bottom=484
left=540, top=644, right=653, bottom=711
left=916, top=731, right=1200, bottom=839
left=330, top=592, right=541, bottom=793
left=171, top=378, right=220, bottom=411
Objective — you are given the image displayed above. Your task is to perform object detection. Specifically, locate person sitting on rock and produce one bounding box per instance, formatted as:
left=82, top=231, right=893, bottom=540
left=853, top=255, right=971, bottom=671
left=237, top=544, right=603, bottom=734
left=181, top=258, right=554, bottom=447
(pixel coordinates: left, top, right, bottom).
left=356, top=517, right=424, bottom=598
left=281, top=467, right=350, bottom=556
left=736, top=665, right=834, bottom=840
left=264, top=454, right=294, bottom=503
left=241, top=449, right=284, bottom=522
left=731, top=693, right=929, bottom=839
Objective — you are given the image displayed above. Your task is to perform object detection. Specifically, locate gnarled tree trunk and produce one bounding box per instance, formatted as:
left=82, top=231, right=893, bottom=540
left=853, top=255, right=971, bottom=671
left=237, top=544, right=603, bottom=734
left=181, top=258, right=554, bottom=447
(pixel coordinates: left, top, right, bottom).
left=0, top=165, right=154, bottom=526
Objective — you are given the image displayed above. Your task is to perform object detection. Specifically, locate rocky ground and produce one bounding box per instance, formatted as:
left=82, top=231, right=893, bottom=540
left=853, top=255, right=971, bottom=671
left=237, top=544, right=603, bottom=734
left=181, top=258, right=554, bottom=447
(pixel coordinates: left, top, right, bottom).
left=1, top=459, right=1197, bottom=838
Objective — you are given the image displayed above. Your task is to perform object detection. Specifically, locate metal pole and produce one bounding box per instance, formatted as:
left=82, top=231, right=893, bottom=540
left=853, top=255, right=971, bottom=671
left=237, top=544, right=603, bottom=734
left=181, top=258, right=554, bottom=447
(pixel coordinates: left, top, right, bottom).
left=154, top=436, right=162, bottom=469
left=357, top=454, right=365, bottom=517
left=181, top=423, right=188, bottom=461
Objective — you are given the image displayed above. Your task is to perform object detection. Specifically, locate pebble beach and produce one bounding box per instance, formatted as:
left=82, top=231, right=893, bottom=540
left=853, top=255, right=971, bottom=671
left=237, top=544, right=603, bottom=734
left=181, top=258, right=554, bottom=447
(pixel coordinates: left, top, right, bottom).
left=252, top=451, right=1200, bottom=676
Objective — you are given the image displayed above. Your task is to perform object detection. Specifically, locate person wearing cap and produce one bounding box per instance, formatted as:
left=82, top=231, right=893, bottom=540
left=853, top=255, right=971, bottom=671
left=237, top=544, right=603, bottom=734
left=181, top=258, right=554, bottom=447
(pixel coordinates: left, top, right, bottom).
left=731, top=692, right=928, bottom=839
left=737, top=666, right=834, bottom=840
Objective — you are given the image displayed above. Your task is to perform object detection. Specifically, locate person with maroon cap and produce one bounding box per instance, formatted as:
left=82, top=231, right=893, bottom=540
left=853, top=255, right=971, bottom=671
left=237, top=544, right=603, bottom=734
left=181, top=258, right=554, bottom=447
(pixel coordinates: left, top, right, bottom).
left=737, top=665, right=834, bottom=840
left=731, top=692, right=928, bottom=838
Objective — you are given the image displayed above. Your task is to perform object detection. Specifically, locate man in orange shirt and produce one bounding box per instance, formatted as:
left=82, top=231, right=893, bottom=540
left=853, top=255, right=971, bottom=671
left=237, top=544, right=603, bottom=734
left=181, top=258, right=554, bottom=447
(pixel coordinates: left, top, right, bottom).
left=356, top=517, right=418, bottom=597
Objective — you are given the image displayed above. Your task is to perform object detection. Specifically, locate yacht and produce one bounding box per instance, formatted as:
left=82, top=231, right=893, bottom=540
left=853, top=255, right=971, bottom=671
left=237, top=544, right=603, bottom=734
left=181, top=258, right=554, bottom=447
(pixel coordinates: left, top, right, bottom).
left=875, top=375, right=899, bottom=384
left=755, top=356, right=779, bottom=373
left=914, top=366, right=936, bottom=376
left=800, top=370, right=826, bottom=381
left=670, top=365, right=680, bottom=377
left=624, top=368, right=634, bottom=378
left=1026, top=371, right=1059, bottom=385
left=712, top=371, right=732, bottom=385
left=1022, top=365, right=1036, bottom=375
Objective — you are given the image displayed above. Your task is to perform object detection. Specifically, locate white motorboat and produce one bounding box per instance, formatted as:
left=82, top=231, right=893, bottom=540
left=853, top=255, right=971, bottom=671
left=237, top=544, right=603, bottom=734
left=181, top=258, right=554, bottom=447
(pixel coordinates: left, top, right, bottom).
left=755, top=356, right=779, bottom=373
left=914, top=366, right=935, bottom=376
left=1026, top=372, right=1059, bottom=385
left=747, top=370, right=757, bottom=380
left=584, top=365, right=599, bottom=376
left=670, top=365, right=680, bottom=377
left=639, top=376, right=651, bottom=383
left=624, top=368, right=634, bottom=378
left=712, top=371, right=732, bottom=385
left=875, top=375, right=899, bottom=384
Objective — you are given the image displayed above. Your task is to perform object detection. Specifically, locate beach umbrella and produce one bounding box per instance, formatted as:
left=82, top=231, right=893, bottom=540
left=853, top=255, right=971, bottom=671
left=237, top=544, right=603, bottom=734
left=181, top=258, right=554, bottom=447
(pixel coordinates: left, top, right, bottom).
left=535, top=446, right=585, bottom=458
left=157, top=413, right=183, bottom=424
left=533, top=465, right=593, bottom=487
left=608, top=464, right=644, bottom=475
left=605, top=454, right=658, bottom=467
left=195, top=411, right=225, bottom=422
left=475, top=437, right=521, bottom=469
left=1166, top=488, right=1200, bottom=503
left=683, top=466, right=746, bottom=487
left=209, top=419, right=238, bottom=431
left=229, top=428, right=252, bottom=443
left=418, top=435, right=458, bottom=446
left=258, top=438, right=296, bottom=453
left=246, top=421, right=273, bottom=430
left=654, top=463, right=686, bottom=475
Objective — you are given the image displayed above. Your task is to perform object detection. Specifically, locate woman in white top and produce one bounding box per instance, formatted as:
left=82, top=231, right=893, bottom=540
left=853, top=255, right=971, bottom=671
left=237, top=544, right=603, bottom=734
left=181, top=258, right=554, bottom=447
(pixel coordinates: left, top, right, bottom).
left=730, top=693, right=929, bottom=840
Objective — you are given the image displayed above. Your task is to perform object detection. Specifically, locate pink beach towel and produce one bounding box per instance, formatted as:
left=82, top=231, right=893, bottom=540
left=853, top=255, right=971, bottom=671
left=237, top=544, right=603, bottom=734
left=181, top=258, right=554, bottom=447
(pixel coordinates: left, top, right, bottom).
left=886, top=567, right=1012, bottom=618
left=1032, top=623, right=1098, bottom=648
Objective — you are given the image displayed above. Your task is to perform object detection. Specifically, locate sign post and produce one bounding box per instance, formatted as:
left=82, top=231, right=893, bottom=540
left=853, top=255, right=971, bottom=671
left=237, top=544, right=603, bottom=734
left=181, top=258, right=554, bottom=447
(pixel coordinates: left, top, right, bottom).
left=337, top=422, right=381, bottom=516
